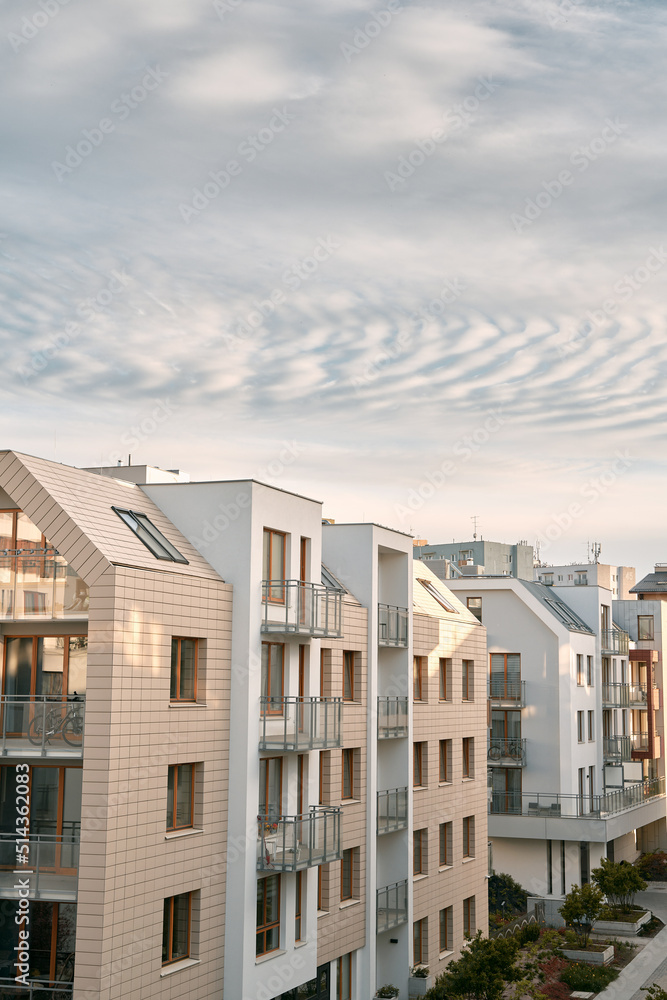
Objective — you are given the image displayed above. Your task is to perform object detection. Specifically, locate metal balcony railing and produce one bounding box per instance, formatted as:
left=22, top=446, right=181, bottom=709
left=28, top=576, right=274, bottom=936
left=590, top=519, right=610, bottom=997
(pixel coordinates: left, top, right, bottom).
left=0, top=695, right=85, bottom=758
left=601, top=628, right=629, bottom=655
left=377, top=879, right=408, bottom=933
left=261, top=581, right=343, bottom=637
left=631, top=732, right=650, bottom=752
left=489, top=777, right=665, bottom=818
left=488, top=678, right=525, bottom=706
left=377, top=697, right=408, bottom=739
left=602, top=683, right=647, bottom=707
left=487, top=737, right=526, bottom=765
left=603, top=735, right=633, bottom=761
left=377, top=787, right=408, bottom=835
left=259, top=697, right=342, bottom=751
left=378, top=604, right=408, bottom=647
left=257, top=807, right=341, bottom=872
left=0, top=550, right=89, bottom=620
left=0, top=981, right=73, bottom=999
left=0, top=828, right=80, bottom=901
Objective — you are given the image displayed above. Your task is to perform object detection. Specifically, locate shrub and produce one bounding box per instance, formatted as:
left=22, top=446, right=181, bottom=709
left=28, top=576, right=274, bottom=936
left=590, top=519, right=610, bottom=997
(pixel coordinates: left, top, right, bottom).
left=642, top=986, right=667, bottom=1000
left=592, top=857, right=647, bottom=911
left=488, top=872, right=528, bottom=915
left=559, top=963, right=619, bottom=991
left=375, top=987, right=400, bottom=999
left=425, top=931, right=520, bottom=1000
left=411, top=966, right=430, bottom=978
left=558, top=883, right=604, bottom=948
left=637, top=851, right=667, bottom=881
left=517, top=922, right=541, bottom=945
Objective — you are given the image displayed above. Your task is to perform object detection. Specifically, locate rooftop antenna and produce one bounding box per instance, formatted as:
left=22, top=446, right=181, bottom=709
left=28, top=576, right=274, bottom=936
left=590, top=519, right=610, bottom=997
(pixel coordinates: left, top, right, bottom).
left=471, top=515, right=479, bottom=541
left=592, top=541, right=601, bottom=564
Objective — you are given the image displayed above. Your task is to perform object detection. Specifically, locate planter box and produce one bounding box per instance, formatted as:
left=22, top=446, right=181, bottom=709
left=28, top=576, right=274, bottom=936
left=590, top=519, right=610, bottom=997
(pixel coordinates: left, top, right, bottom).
left=593, top=909, right=651, bottom=936
left=561, top=945, right=614, bottom=966
left=408, top=975, right=433, bottom=995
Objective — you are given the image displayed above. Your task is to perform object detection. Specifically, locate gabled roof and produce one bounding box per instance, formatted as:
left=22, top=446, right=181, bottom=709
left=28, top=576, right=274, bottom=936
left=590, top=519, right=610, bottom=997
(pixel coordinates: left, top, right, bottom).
left=630, top=571, right=667, bottom=594
left=0, top=451, right=222, bottom=586
left=518, top=580, right=594, bottom=634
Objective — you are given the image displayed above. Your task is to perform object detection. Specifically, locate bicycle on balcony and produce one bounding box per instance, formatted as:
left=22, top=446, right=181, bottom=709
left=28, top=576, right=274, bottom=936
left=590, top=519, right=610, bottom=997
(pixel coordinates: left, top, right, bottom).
left=27, top=694, right=84, bottom=747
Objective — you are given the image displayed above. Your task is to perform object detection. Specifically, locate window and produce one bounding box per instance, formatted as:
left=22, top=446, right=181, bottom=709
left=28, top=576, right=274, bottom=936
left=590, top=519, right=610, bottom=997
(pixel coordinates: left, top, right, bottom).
left=0, top=765, right=81, bottom=870
left=580, top=842, right=590, bottom=885
left=343, top=651, right=356, bottom=701
left=337, top=953, right=352, bottom=1000
left=112, top=506, right=188, bottom=563
left=170, top=638, right=197, bottom=701
left=577, top=711, right=584, bottom=743
left=317, top=865, right=325, bottom=911
left=576, top=654, right=584, bottom=686
left=341, top=848, right=355, bottom=900
left=162, top=892, right=191, bottom=965
left=439, top=658, right=451, bottom=701
left=462, top=737, right=473, bottom=779
left=256, top=875, right=281, bottom=956
left=575, top=572, right=588, bottom=586
left=546, top=598, right=592, bottom=632
left=638, top=615, right=654, bottom=640
left=263, top=528, right=286, bottom=602
left=439, top=740, right=452, bottom=783
left=413, top=742, right=426, bottom=787
left=413, top=829, right=427, bottom=875
left=418, top=578, right=458, bottom=613
left=413, top=917, right=428, bottom=965
left=466, top=597, right=482, bottom=622
left=439, top=822, right=452, bottom=867
left=413, top=656, right=425, bottom=701
left=547, top=840, right=553, bottom=895
left=587, top=655, right=594, bottom=686
left=489, top=652, right=521, bottom=701
left=167, top=763, right=195, bottom=831
left=463, top=815, right=475, bottom=858
left=3, top=634, right=88, bottom=705
left=439, top=906, right=453, bottom=953
left=261, top=642, right=285, bottom=714
left=587, top=710, right=594, bottom=742
left=342, top=748, right=356, bottom=800
left=295, top=871, right=303, bottom=941
left=259, top=757, right=282, bottom=818
left=462, top=660, right=473, bottom=701
left=463, top=896, right=475, bottom=937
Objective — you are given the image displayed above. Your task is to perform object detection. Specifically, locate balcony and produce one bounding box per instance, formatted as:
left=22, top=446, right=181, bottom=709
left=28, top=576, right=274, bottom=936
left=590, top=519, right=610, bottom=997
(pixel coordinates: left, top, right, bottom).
left=601, top=628, right=629, bottom=655
left=603, top=735, right=633, bottom=762
left=0, top=830, right=79, bottom=901
left=0, top=696, right=85, bottom=759
left=261, top=580, right=343, bottom=637
left=378, top=604, right=408, bottom=647
left=377, top=879, right=408, bottom=933
left=488, top=678, right=525, bottom=707
left=0, top=550, right=89, bottom=621
left=257, top=807, right=341, bottom=871
left=487, top=737, right=526, bottom=766
left=377, top=697, right=408, bottom=739
left=0, top=982, right=73, bottom=999
left=602, top=683, right=647, bottom=708
left=377, top=787, right=408, bottom=835
left=490, top=777, right=665, bottom=819
left=259, top=697, right=342, bottom=751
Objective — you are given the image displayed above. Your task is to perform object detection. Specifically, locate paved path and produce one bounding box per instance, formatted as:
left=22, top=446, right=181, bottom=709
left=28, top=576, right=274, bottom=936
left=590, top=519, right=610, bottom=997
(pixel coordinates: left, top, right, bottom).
left=595, top=885, right=667, bottom=1000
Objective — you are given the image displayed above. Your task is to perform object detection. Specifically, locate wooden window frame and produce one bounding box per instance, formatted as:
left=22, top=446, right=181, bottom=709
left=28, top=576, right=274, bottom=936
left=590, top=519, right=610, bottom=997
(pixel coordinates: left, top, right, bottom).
left=463, top=896, right=475, bottom=937
left=295, top=870, right=303, bottom=941
left=341, top=748, right=355, bottom=800
left=439, top=906, right=453, bottom=953
left=638, top=615, right=654, bottom=640
left=463, top=815, right=474, bottom=858
left=259, top=756, right=283, bottom=818
left=256, top=874, right=281, bottom=957
left=263, top=528, right=287, bottom=604
left=162, top=891, right=192, bottom=965
left=576, top=654, right=584, bottom=686
left=462, top=737, right=473, bottom=779
left=413, top=829, right=427, bottom=875
left=439, top=739, right=451, bottom=783
left=413, top=656, right=424, bottom=702
left=167, top=763, right=195, bottom=831
left=462, top=660, right=473, bottom=701
left=413, top=917, right=428, bottom=966
left=439, top=822, right=452, bottom=867
left=170, top=637, right=198, bottom=703
left=413, top=742, right=425, bottom=787
left=439, top=657, right=451, bottom=701
left=343, top=651, right=355, bottom=702
left=261, top=641, right=285, bottom=716
left=337, top=953, right=352, bottom=1000
left=341, top=848, right=355, bottom=901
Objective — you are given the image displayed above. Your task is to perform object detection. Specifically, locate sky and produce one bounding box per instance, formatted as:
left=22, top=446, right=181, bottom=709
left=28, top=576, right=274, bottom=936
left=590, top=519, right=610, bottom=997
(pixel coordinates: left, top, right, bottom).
left=2, top=0, right=666, bottom=579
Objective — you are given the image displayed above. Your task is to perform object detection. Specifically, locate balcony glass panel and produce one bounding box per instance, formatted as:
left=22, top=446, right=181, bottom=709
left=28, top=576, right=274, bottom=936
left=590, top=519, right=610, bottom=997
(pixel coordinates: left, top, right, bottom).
left=261, top=581, right=343, bottom=637
left=490, top=777, right=665, bottom=818
left=602, top=683, right=648, bottom=707
left=0, top=831, right=80, bottom=900
left=377, top=787, right=408, bottom=834
left=378, top=604, right=408, bottom=647
left=377, top=697, right=408, bottom=739
left=377, top=879, right=408, bottom=933
left=603, top=735, right=633, bottom=762
left=487, top=737, right=526, bottom=766
left=601, top=628, right=629, bottom=655
left=259, top=697, right=342, bottom=751
left=0, top=696, right=85, bottom=759
left=257, top=807, right=341, bottom=871
left=488, top=677, right=525, bottom=706
left=0, top=552, right=88, bottom=621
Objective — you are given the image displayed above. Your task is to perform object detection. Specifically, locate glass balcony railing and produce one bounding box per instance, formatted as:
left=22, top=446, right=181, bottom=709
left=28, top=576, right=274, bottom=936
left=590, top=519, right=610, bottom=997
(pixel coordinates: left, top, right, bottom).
left=378, top=604, right=408, bottom=647
left=377, top=787, right=408, bottom=835
left=377, top=697, right=408, bottom=739
left=257, top=807, right=341, bottom=872
left=0, top=696, right=85, bottom=758
left=0, top=980, right=73, bottom=998
left=259, top=697, right=342, bottom=751
left=377, top=879, right=408, bottom=933
left=0, top=829, right=80, bottom=900
left=490, top=777, right=665, bottom=818
left=488, top=678, right=525, bottom=706
left=261, top=581, right=343, bottom=637
left=601, top=628, right=629, bottom=655
left=487, top=738, right=526, bottom=765
left=603, top=735, right=633, bottom=762
left=602, top=683, right=647, bottom=707
left=0, top=550, right=89, bottom=621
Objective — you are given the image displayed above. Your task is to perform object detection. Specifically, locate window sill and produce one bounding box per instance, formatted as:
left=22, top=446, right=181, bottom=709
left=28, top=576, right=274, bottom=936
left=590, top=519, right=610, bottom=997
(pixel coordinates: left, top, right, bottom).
left=439, top=949, right=454, bottom=960
left=169, top=702, right=207, bottom=708
left=438, top=864, right=453, bottom=872
left=160, top=958, right=200, bottom=977
left=256, top=949, right=286, bottom=966
left=461, top=777, right=474, bottom=783
left=341, top=798, right=361, bottom=806
left=317, top=909, right=329, bottom=918
left=165, top=828, right=203, bottom=841
left=413, top=873, right=428, bottom=882
left=413, top=785, right=428, bottom=792
left=438, top=781, right=453, bottom=788
left=339, top=898, right=361, bottom=910
left=462, top=856, right=476, bottom=863
left=294, top=939, right=308, bottom=948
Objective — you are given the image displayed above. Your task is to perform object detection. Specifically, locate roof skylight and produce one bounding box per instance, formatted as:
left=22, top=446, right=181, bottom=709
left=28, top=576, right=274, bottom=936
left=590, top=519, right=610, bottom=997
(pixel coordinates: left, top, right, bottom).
left=112, top=507, right=189, bottom=564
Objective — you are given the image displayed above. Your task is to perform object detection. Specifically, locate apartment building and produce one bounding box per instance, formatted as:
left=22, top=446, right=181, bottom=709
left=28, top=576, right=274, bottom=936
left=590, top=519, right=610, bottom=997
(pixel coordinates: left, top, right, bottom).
left=414, top=540, right=533, bottom=581
left=411, top=562, right=488, bottom=978
left=535, top=561, right=636, bottom=600
left=448, top=575, right=666, bottom=907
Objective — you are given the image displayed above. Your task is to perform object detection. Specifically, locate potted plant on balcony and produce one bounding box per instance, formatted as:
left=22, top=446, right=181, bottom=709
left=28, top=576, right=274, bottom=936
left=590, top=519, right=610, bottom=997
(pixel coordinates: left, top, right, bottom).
left=408, top=965, right=432, bottom=995
left=375, top=986, right=399, bottom=998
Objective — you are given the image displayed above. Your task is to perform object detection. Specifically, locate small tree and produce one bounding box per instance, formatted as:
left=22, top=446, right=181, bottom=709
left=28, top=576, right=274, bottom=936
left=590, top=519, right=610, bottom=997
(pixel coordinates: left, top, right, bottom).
left=425, top=930, right=520, bottom=1000
left=642, top=986, right=667, bottom=1000
left=558, top=883, right=603, bottom=948
left=592, top=857, right=648, bottom=913
left=488, top=872, right=528, bottom=916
